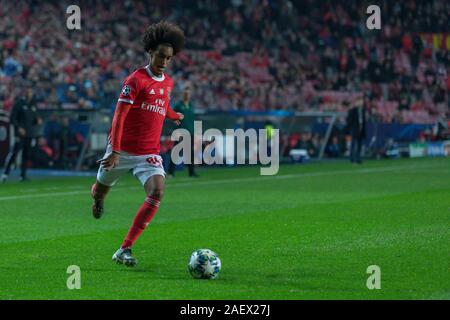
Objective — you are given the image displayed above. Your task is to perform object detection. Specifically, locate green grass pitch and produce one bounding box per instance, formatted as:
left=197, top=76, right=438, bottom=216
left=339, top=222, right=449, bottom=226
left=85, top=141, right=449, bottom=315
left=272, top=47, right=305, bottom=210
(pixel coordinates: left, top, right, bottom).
left=0, top=157, right=449, bottom=299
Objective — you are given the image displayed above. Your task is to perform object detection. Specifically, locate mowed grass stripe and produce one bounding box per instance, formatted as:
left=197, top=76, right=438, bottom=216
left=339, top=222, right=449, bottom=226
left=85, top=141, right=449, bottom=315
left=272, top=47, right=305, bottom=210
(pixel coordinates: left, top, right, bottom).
left=0, top=161, right=447, bottom=201
left=0, top=157, right=447, bottom=195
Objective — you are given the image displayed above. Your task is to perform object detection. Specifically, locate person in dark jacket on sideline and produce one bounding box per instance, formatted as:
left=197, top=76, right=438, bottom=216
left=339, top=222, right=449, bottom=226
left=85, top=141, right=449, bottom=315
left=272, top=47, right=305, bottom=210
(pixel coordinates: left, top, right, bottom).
left=346, top=97, right=367, bottom=164
left=1, top=87, right=42, bottom=182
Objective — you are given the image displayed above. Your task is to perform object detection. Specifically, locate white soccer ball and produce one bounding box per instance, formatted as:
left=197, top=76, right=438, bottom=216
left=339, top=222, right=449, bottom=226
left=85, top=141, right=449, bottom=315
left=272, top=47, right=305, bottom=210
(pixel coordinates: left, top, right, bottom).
left=188, top=249, right=221, bottom=279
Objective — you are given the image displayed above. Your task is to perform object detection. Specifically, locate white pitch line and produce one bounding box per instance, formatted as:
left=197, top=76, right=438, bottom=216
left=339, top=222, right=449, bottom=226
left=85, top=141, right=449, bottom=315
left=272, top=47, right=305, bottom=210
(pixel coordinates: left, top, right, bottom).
left=163, top=163, right=449, bottom=188
left=0, top=163, right=447, bottom=202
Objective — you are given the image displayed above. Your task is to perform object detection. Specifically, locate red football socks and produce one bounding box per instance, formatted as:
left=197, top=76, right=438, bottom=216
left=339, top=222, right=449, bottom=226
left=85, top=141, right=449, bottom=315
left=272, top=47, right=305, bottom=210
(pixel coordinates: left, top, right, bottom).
left=121, top=196, right=160, bottom=249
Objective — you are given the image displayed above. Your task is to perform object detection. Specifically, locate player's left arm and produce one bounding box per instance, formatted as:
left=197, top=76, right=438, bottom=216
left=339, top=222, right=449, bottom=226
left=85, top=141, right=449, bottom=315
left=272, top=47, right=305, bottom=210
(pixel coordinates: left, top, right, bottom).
left=166, top=104, right=184, bottom=125
left=165, top=82, right=183, bottom=125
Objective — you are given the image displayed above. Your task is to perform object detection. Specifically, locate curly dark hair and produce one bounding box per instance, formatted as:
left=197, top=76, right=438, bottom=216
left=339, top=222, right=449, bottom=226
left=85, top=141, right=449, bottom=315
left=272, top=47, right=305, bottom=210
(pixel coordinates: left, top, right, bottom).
left=142, top=21, right=185, bottom=55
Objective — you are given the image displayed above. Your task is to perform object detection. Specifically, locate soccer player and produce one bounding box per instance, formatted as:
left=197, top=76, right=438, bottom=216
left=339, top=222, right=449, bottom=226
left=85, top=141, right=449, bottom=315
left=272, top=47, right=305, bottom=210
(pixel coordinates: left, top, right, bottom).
left=91, top=21, right=185, bottom=267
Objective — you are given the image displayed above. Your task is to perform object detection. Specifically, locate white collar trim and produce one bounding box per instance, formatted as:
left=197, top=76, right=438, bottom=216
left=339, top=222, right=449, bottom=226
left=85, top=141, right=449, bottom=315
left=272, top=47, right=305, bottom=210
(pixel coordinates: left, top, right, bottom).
left=145, top=65, right=165, bottom=82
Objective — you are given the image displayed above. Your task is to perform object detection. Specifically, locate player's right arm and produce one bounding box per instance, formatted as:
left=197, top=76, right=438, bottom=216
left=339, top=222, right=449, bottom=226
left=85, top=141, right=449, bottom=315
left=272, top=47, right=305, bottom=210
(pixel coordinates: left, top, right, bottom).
left=98, top=76, right=138, bottom=171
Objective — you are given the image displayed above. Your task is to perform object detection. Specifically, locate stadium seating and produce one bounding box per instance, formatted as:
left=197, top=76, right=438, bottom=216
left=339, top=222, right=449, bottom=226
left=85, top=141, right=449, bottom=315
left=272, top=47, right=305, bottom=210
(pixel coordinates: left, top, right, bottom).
left=0, top=0, right=448, bottom=124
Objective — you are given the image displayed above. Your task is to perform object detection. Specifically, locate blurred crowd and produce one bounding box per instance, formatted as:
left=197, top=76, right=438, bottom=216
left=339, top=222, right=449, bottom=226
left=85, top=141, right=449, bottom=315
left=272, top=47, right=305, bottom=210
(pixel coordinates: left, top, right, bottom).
left=0, top=0, right=448, bottom=125
left=29, top=114, right=85, bottom=169
left=41, top=114, right=85, bottom=168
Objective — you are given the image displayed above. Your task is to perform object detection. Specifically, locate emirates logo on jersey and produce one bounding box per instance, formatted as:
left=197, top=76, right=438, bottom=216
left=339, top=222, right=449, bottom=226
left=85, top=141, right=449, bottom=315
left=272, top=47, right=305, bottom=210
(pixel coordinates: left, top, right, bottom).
left=140, top=101, right=166, bottom=116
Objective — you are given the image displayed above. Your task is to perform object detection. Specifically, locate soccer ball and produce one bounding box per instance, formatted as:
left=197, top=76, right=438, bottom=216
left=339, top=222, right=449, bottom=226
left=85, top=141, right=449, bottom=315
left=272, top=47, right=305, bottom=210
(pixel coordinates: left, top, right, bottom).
left=188, top=249, right=221, bottom=279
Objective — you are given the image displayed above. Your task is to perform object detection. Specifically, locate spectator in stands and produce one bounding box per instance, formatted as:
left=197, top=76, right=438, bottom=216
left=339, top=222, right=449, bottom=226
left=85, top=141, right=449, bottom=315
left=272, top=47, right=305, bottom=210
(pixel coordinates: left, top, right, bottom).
left=31, top=137, right=55, bottom=168
left=59, top=117, right=83, bottom=169
left=326, top=136, right=341, bottom=158
left=284, top=132, right=301, bottom=157
left=0, top=0, right=447, bottom=126
left=297, top=131, right=318, bottom=158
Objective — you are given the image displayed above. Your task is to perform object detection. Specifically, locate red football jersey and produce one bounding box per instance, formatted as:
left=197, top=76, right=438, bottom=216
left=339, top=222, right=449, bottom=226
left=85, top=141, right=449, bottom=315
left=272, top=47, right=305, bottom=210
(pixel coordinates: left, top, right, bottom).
left=109, top=65, right=177, bottom=155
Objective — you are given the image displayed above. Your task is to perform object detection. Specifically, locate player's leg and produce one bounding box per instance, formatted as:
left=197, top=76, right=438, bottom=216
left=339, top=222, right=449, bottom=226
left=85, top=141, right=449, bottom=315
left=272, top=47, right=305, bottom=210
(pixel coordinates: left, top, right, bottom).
left=122, top=174, right=164, bottom=248
left=113, top=175, right=165, bottom=266
left=20, top=138, right=32, bottom=181
left=113, top=157, right=165, bottom=266
left=91, top=180, right=111, bottom=219
left=350, top=134, right=356, bottom=163
left=92, top=149, right=129, bottom=219
left=188, top=137, right=199, bottom=177
left=356, top=136, right=363, bottom=164
left=1, top=139, right=23, bottom=182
